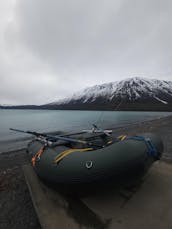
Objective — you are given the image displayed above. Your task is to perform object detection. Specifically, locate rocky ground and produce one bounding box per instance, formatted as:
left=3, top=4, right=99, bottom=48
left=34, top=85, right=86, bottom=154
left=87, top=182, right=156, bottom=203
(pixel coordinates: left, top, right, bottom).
left=0, top=115, right=171, bottom=229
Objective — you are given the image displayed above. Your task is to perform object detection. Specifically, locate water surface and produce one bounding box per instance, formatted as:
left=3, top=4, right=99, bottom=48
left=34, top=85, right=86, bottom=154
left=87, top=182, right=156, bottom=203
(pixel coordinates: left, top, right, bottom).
left=0, top=109, right=171, bottom=152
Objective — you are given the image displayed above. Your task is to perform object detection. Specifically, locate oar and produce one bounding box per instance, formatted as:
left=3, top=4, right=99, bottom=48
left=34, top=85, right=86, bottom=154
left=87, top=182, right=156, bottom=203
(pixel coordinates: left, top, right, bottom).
left=9, top=128, right=101, bottom=147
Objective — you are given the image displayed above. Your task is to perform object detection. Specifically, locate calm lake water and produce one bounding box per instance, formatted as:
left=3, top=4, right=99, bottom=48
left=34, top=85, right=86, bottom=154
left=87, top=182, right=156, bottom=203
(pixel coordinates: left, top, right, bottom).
left=0, top=109, right=171, bottom=152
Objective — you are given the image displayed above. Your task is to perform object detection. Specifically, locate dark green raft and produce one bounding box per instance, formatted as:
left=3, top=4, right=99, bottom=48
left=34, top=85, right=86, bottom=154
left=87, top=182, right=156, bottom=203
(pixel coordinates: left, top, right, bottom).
left=26, top=132, right=163, bottom=187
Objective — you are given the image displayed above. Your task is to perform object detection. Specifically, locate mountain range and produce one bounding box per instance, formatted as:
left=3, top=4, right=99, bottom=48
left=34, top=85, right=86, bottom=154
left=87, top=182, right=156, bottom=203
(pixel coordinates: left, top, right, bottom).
left=1, top=77, right=172, bottom=111
left=42, top=77, right=172, bottom=111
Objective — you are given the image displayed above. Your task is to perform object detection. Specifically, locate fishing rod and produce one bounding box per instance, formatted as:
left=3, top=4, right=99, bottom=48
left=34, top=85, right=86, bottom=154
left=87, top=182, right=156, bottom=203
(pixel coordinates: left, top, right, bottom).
left=91, top=99, right=123, bottom=136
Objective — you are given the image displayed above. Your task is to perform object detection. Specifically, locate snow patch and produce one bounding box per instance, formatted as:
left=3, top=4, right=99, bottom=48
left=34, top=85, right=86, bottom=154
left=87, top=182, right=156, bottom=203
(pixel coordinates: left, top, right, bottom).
left=49, top=77, right=172, bottom=105
left=154, top=96, right=168, bottom=104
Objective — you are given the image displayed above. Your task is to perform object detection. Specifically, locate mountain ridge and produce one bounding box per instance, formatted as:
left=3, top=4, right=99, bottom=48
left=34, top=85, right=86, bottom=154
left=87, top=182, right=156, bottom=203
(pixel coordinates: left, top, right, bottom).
left=44, top=77, right=172, bottom=111
left=1, top=77, right=172, bottom=111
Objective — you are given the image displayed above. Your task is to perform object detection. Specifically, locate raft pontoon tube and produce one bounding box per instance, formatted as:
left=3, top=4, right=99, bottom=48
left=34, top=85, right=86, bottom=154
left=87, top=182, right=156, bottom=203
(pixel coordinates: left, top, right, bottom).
left=27, top=133, right=163, bottom=186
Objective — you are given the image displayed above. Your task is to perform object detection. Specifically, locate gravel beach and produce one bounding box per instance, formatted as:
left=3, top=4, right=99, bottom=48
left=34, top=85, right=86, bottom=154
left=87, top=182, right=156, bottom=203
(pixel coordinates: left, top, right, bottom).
left=0, top=115, right=171, bottom=229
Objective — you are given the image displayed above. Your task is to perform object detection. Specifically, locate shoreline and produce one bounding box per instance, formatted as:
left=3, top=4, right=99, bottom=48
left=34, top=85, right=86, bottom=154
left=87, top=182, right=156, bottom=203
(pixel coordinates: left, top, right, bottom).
left=0, top=115, right=172, bottom=229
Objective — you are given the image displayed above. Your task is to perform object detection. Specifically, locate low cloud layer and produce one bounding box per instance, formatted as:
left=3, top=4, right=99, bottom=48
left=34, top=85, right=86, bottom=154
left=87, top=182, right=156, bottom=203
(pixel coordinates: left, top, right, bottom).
left=0, top=0, right=172, bottom=104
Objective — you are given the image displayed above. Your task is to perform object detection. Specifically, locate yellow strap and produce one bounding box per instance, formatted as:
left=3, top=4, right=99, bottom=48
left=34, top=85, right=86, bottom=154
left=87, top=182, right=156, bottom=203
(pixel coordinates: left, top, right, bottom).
left=118, top=135, right=127, bottom=141
left=54, top=147, right=93, bottom=164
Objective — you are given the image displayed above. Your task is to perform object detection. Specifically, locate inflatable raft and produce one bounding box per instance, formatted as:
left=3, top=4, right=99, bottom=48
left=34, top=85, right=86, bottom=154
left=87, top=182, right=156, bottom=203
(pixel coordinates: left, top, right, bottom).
left=25, top=131, right=163, bottom=186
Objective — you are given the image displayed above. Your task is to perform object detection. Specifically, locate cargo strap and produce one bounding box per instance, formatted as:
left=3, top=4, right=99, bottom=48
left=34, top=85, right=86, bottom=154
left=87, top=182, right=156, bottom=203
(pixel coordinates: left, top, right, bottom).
left=128, top=136, right=158, bottom=158
left=118, top=135, right=127, bottom=141
left=54, top=148, right=93, bottom=164
left=31, top=144, right=47, bottom=166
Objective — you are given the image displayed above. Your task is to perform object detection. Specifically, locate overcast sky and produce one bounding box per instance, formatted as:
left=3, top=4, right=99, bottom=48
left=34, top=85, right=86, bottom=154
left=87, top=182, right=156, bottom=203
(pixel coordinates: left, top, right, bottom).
left=0, top=0, right=172, bottom=105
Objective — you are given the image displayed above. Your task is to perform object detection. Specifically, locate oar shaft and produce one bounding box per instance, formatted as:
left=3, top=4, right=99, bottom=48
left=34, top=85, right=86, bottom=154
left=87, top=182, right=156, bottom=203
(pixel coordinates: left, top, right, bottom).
left=46, top=134, right=87, bottom=144
left=10, top=128, right=88, bottom=145
left=10, top=128, right=28, bottom=134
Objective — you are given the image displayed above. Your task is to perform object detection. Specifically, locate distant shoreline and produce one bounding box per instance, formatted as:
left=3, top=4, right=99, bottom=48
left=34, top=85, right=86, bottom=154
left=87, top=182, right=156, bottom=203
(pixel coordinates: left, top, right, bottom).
left=1, top=106, right=172, bottom=111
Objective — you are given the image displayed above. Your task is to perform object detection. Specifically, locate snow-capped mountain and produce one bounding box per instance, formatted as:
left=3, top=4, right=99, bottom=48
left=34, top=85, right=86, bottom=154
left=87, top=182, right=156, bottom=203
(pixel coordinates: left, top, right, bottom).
left=45, top=77, right=172, bottom=111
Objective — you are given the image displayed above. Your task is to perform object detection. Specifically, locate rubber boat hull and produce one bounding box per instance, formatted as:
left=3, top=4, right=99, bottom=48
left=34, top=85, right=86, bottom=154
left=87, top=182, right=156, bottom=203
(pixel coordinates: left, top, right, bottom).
left=26, top=133, right=163, bottom=187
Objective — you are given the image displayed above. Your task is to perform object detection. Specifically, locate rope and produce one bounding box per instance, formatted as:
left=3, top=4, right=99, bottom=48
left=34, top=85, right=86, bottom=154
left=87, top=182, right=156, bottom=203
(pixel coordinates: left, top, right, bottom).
left=54, top=147, right=93, bottom=164
left=128, top=136, right=158, bottom=158
left=117, top=134, right=158, bottom=158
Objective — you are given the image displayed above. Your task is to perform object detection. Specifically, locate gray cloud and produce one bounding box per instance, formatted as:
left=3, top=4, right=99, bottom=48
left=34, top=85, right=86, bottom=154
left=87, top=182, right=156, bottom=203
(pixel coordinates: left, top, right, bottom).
left=0, top=0, right=172, bottom=104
